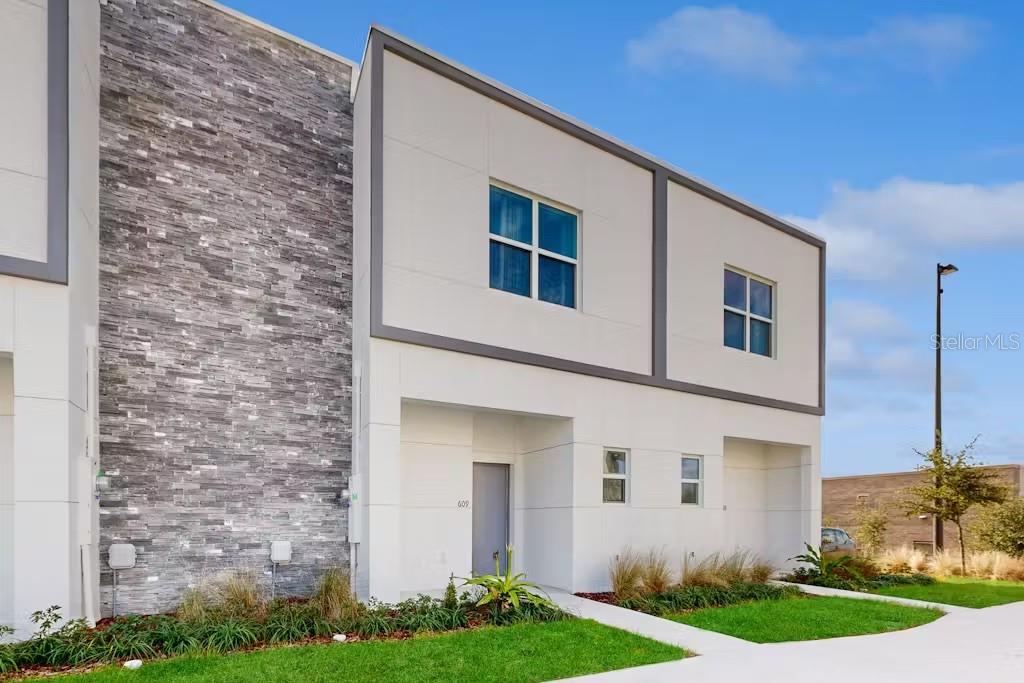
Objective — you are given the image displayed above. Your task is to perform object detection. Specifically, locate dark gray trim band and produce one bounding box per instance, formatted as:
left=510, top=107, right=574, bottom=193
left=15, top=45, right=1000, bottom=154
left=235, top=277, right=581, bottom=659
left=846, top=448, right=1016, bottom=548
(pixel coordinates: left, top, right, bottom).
left=652, top=169, right=668, bottom=379
left=376, top=323, right=824, bottom=415
left=818, top=245, right=827, bottom=413
left=0, top=0, right=68, bottom=284
left=367, top=28, right=825, bottom=417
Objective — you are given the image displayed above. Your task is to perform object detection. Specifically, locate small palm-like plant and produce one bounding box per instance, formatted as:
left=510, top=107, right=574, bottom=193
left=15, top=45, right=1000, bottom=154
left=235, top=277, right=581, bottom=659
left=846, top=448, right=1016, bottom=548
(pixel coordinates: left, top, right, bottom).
left=461, top=546, right=554, bottom=620
left=790, top=543, right=860, bottom=582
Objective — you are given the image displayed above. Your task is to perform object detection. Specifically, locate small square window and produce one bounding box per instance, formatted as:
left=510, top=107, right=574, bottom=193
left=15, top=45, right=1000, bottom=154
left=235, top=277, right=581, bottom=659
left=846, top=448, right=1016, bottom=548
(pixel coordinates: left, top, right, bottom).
left=603, top=448, right=628, bottom=504
left=723, top=268, right=774, bottom=357
left=488, top=184, right=578, bottom=308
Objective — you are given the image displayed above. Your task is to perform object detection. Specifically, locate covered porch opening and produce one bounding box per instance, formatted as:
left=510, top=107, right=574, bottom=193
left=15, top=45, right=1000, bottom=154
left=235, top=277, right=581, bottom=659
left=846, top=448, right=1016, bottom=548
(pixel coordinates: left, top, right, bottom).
left=397, top=399, right=572, bottom=597
left=723, top=436, right=814, bottom=569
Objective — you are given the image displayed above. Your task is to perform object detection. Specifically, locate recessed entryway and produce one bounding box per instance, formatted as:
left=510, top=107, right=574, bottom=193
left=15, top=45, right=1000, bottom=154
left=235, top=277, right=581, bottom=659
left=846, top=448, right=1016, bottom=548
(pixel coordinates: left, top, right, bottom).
left=472, top=462, right=510, bottom=576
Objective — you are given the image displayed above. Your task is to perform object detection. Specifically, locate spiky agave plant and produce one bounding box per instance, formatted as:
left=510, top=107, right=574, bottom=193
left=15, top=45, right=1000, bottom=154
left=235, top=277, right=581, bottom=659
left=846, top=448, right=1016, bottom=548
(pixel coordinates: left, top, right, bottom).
left=460, top=546, right=555, bottom=621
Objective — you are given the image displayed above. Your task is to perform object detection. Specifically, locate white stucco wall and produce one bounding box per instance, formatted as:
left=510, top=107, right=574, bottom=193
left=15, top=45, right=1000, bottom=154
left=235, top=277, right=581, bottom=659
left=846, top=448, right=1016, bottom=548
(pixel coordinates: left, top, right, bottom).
left=0, top=0, right=49, bottom=262
left=666, top=181, right=821, bottom=407
left=0, top=0, right=100, bottom=636
left=350, top=43, right=375, bottom=600
left=379, top=51, right=654, bottom=375
left=358, top=338, right=820, bottom=600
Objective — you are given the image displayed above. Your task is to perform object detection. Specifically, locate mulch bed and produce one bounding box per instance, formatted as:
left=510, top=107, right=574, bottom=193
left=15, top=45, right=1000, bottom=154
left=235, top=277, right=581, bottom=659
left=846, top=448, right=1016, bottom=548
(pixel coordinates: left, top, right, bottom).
left=573, top=592, right=617, bottom=605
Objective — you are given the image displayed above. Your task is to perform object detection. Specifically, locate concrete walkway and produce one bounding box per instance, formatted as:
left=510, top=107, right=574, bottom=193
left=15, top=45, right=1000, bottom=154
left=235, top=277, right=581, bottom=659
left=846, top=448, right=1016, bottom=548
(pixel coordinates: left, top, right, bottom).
left=773, top=580, right=972, bottom=612
left=556, top=591, right=1024, bottom=682
left=549, top=591, right=753, bottom=655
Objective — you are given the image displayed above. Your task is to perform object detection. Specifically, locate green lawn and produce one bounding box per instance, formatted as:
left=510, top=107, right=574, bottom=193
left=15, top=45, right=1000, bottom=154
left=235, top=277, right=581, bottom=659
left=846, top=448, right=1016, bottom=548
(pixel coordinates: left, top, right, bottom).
left=870, top=577, right=1024, bottom=608
left=53, top=620, right=686, bottom=683
left=671, top=595, right=942, bottom=643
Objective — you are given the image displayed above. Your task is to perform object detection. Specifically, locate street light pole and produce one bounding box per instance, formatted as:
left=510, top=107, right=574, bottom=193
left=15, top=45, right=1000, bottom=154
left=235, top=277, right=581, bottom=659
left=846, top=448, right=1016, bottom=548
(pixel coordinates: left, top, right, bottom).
left=934, top=262, right=958, bottom=552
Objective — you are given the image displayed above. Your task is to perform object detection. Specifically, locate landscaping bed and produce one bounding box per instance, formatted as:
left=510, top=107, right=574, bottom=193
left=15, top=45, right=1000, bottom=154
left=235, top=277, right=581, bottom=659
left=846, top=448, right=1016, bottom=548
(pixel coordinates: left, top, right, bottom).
left=41, top=620, right=686, bottom=683
left=671, top=594, right=943, bottom=643
left=782, top=545, right=1024, bottom=608
left=0, top=554, right=585, bottom=679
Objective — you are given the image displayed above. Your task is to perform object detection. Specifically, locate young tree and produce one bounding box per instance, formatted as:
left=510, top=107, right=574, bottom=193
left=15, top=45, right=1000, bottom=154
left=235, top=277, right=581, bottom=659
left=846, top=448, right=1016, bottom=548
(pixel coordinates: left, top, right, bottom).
left=973, top=498, right=1024, bottom=559
left=853, top=502, right=889, bottom=557
left=901, top=438, right=1009, bottom=574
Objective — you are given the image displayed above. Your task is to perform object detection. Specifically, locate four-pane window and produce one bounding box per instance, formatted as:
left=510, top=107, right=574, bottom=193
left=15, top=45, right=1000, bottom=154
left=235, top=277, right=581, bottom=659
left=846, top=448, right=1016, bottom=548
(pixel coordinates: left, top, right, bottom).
left=724, top=268, right=774, bottom=357
left=489, top=184, right=578, bottom=308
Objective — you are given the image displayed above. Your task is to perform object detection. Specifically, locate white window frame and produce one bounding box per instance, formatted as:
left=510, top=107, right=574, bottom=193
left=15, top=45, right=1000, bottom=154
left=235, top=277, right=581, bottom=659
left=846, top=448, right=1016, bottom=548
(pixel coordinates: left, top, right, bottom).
left=723, top=266, right=775, bottom=358
left=680, top=455, right=702, bottom=506
left=602, top=447, right=629, bottom=504
left=489, top=180, right=580, bottom=309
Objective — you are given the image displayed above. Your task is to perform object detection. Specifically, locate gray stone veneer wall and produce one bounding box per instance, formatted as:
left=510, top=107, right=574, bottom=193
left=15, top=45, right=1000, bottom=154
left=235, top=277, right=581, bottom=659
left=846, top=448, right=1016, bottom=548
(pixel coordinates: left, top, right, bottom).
left=98, top=0, right=353, bottom=615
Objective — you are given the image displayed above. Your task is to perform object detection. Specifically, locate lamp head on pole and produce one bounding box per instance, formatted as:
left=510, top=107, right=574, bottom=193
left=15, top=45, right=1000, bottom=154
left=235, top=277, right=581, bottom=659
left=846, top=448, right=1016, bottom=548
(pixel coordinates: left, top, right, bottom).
left=938, top=263, right=959, bottom=277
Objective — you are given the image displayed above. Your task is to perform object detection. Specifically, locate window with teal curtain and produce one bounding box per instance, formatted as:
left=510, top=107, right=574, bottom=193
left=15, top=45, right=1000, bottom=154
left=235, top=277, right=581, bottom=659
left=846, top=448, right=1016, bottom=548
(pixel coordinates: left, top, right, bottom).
left=488, top=184, right=578, bottom=308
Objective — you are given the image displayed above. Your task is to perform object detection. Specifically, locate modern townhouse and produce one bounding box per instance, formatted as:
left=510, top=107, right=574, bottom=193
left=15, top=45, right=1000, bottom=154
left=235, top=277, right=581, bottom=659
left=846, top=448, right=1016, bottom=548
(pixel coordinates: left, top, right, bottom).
left=0, top=0, right=824, bottom=635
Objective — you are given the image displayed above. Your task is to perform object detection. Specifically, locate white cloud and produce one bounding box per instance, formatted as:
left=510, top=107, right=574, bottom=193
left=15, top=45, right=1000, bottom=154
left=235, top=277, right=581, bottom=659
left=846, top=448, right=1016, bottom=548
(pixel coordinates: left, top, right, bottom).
left=831, top=299, right=911, bottom=340
left=827, top=298, right=969, bottom=392
left=627, top=7, right=985, bottom=82
left=626, top=7, right=803, bottom=82
left=786, top=178, right=1024, bottom=281
left=824, top=16, right=985, bottom=78
left=975, top=144, right=1024, bottom=160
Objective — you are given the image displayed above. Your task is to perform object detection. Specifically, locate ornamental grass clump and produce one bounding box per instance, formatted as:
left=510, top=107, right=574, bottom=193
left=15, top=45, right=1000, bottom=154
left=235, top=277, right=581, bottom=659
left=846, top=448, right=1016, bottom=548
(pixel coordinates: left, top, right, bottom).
left=679, top=550, right=773, bottom=588
left=639, top=550, right=673, bottom=595
left=214, top=569, right=266, bottom=619
left=609, top=549, right=643, bottom=600
left=310, top=567, right=359, bottom=622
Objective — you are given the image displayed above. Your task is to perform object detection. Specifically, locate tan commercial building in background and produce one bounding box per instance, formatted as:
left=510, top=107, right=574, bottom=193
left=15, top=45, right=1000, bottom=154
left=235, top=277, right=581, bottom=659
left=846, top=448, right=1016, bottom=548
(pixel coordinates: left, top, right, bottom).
left=823, top=465, right=1024, bottom=552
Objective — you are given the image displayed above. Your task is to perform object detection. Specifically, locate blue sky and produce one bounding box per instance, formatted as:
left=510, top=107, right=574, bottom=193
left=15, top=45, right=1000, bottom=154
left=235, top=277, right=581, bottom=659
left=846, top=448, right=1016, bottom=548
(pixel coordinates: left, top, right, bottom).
left=222, top=1, right=1024, bottom=476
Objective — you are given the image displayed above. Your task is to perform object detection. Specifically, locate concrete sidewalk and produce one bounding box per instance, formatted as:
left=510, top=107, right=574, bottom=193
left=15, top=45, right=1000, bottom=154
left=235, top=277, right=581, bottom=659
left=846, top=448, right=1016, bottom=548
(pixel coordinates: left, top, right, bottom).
left=549, top=591, right=753, bottom=655
left=773, top=580, right=972, bottom=612
left=561, top=595, right=1024, bottom=682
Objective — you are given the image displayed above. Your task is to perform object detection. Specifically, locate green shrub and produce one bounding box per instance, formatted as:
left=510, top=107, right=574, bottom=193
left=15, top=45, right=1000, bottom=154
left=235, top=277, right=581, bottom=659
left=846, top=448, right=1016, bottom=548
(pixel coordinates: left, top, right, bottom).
left=4, top=575, right=565, bottom=675
left=871, top=573, right=935, bottom=587
left=973, top=498, right=1024, bottom=559
left=619, top=582, right=797, bottom=616
left=262, top=601, right=320, bottom=643
left=202, top=618, right=259, bottom=653
left=461, top=546, right=555, bottom=621
left=443, top=574, right=459, bottom=610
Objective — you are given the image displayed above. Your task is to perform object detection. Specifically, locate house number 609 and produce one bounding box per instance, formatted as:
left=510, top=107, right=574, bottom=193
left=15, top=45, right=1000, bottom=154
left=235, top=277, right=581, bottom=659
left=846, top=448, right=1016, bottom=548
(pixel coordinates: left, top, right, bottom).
left=457, top=500, right=470, bottom=508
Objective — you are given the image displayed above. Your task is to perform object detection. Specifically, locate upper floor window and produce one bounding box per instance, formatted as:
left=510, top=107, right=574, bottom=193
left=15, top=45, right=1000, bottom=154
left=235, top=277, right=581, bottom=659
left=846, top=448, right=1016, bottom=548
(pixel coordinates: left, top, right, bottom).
left=489, top=184, right=578, bottom=308
left=723, top=268, right=773, bottom=357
